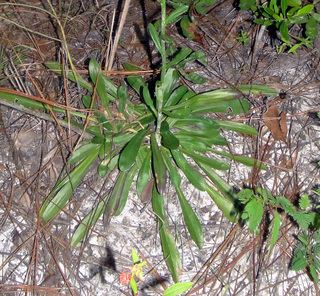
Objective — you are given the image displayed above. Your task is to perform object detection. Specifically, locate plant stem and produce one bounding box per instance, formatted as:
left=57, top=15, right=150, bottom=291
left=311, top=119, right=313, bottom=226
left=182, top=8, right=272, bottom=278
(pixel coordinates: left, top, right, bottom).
left=155, top=0, right=167, bottom=144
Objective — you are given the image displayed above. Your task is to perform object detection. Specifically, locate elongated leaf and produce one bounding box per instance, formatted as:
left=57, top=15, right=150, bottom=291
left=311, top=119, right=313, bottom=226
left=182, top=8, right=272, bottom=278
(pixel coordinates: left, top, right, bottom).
left=165, top=85, right=188, bottom=107
left=119, top=128, right=147, bottom=171
left=163, top=282, right=193, bottom=296
left=0, top=87, right=86, bottom=119
left=198, top=163, right=237, bottom=201
left=176, top=129, right=228, bottom=146
left=104, top=166, right=138, bottom=220
left=295, top=4, right=314, bottom=16
left=45, top=61, right=93, bottom=92
left=151, top=134, right=167, bottom=194
left=171, top=149, right=207, bottom=191
left=210, top=149, right=267, bottom=170
left=168, top=47, right=193, bottom=68
left=176, top=186, right=203, bottom=248
left=205, top=185, right=238, bottom=222
left=123, top=63, right=147, bottom=94
left=98, top=154, right=119, bottom=177
left=69, top=143, right=101, bottom=165
left=136, top=151, right=152, bottom=197
left=148, top=23, right=163, bottom=55
left=242, top=198, right=264, bottom=233
left=40, top=146, right=100, bottom=222
left=163, top=68, right=179, bottom=103
left=161, top=122, right=180, bottom=150
left=71, top=197, right=107, bottom=246
left=152, top=187, right=181, bottom=282
left=117, top=83, right=128, bottom=114
left=161, top=148, right=181, bottom=188
left=182, top=149, right=230, bottom=170
left=291, top=246, right=308, bottom=271
left=281, top=0, right=288, bottom=15
left=269, top=211, right=281, bottom=251
left=89, top=59, right=115, bottom=109
left=212, top=120, right=257, bottom=136
left=190, top=98, right=250, bottom=114
left=238, top=84, right=278, bottom=96
left=142, top=85, right=157, bottom=115
left=166, top=4, right=189, bottom=25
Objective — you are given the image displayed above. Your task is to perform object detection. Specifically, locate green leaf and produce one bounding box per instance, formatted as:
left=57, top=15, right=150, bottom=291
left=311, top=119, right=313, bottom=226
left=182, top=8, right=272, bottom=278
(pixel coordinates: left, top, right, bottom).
left=142, top=86, right=157, bottom=115
left=299, top=194, right=311, bottom=210
left=180, top=16, right=195, bottom=39
left=279, top=22, right=290, bottom=42
left=119, top=128, right=148, bottom=171
left=163, top=68, right=179, bottom=103
left=89, top=59, right=116, bottom=108
left=199, top=163, right=238, bottom=201
left=181, top=71, right=206, bottom=84
left=136, top=151, right=152, bottom=197
left=211, top=120, right=257, bottom=136
left=168, top=47, right=193, bottom=67
left=291, top=212, right=315, bottom=230
left=176, top=186, right=204, bottom=248
left=239, top=0, right=257, bottom=11
left=309, top=264, right=319, bottom=283
left=287, top=0, right=301, bottom=7
left=45, top=61, right=93, bottom=92
left=152, top=187, right=181, bottom=282
left=242, top=198, right=264, bottom=233
left=161, top=131, right=180, bottom=150
left=98, top=154, right=118, bottom=177
left=148, top=23, right=163, bottom=55
left=151, top=134, right=167, bottom=194
left=189, top=95, right=250, bottom=114
left=281, top=0, right=288, bottom=15
left=69, top=143, right=101, bottom=165
left=40, top=146, right=100, bottom=222
left=176, top=130, right=227, bottom=146
left=291, top=246, right=308, bottom=271
left=306, top=17, right=318, bottom=40
left=205, top=185, right=238, bottom=222
left=195, top=0, right=216, bottom=15
left=171, top=149, right=207, bottom=191
left=210, top=149, right=267, bottom=170
left=106, top=165, right=138, bottom=217
left=238, top=84, right=278, bottom=96
left=189, top=50, right=207, bottom=66
left=131, top=248, right=140, bottom=264
left=166, top=5, right=189, bottom=25
left=182, top=149, right=230, bottom=170
left=117, top=83, right=128, bottom=114
left=295, top=4, right=314, bottom=16
left=269, top=211, right=281, bottom=251
left=275, top=196, right=295, bottom=215
left=70, top=197, right=107, bottom=246
left=165, top=85, right=189, bottom=107
left=161, top=148, right=181, bottom=188
left=130, top=277, right=138, bottom=295
left=123, top=63, right=146, bottom=94
left=163, top=282, right=193, bottom=296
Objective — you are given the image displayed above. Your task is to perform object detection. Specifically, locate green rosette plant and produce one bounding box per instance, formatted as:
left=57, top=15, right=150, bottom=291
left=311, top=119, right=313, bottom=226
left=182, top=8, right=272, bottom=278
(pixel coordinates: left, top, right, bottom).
left=0, top=0, right=277, bottom=282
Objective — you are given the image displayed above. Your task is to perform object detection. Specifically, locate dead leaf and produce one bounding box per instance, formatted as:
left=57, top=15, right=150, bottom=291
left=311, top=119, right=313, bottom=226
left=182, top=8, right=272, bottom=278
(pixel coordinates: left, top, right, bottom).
left=263, top=105, right=287, bottom=142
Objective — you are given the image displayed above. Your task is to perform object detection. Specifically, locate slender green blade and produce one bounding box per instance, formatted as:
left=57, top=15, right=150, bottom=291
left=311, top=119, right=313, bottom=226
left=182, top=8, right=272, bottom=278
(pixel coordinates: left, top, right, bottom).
left=152, top=187, right=181, bottom=282
left=182, top=149, right=230, bottom=170
left=40, top=146, right=100, bottom=222
left=171, top=149, right=207, bottom=191
left=119, top=128, right=147, bottom=171
left=163, top=282, right=193, bottom=296
left=151, top=134, right=167, bottom=194
left=70, top=198, right=107, bottom=246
